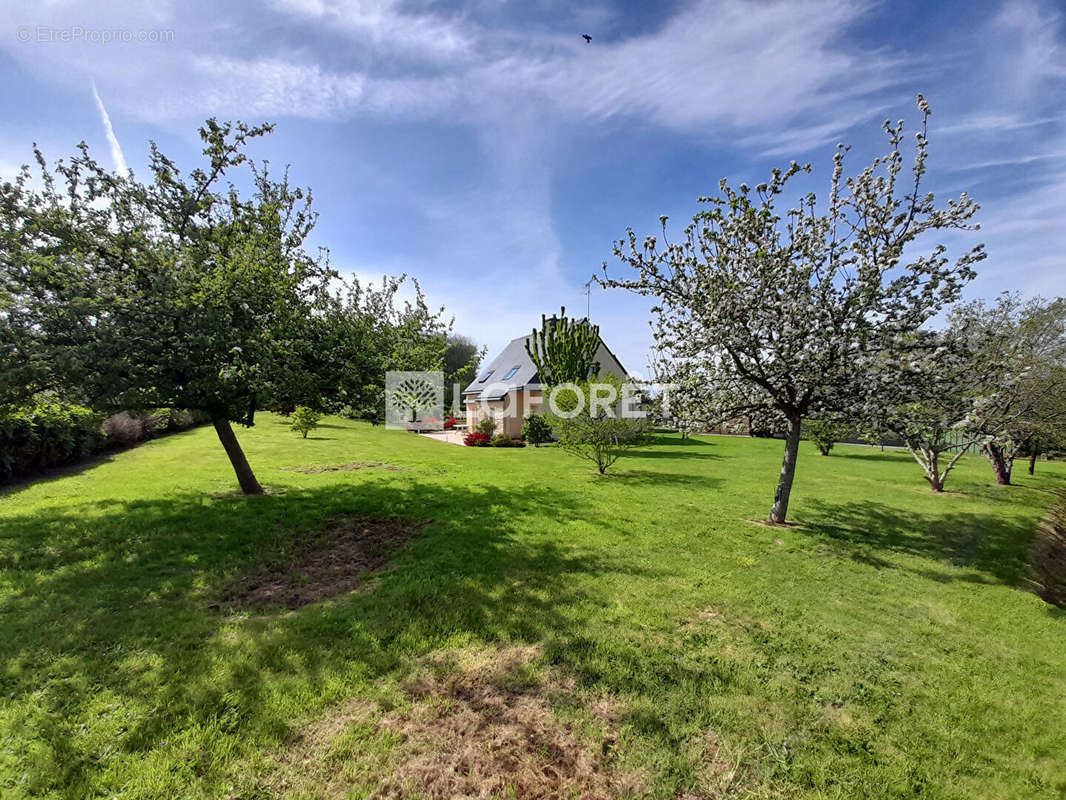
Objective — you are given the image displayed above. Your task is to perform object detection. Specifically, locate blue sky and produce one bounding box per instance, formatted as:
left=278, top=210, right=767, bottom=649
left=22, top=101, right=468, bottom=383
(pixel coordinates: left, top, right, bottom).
left=1, top=0, right=1063, bottom=373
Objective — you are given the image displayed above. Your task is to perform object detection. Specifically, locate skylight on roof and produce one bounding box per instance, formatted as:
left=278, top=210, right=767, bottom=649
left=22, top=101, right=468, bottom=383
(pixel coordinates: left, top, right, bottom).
left=478, top=369, right=494, bottom=382
left=503, top=366, right=520, bottom=380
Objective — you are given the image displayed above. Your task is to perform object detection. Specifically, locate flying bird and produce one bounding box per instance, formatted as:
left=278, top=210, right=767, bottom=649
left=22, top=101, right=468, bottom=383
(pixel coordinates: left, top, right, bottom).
left=582, top=33, right=592, bottom=43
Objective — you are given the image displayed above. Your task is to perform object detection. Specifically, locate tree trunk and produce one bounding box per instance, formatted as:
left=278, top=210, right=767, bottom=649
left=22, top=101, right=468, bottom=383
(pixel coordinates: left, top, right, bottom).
left=1029, top=440, right=1039, bottom=476
left=924, top=449, right=944, bottom=492
left=983, top=442, right=1013, bottom=486
left=769, top=416, right=802, bottom=524
left=213, top=416, right=264, bottom=495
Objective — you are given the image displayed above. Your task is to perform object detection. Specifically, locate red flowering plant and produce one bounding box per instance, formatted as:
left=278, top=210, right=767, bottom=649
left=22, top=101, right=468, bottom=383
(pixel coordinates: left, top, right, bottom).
left=463, top=431, right=491, bottom=447
left=444, top=415, right=457, bottom=430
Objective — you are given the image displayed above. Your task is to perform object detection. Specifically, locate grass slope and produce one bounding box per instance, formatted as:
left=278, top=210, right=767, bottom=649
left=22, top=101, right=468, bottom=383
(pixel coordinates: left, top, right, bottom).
left=1, top=417, right=1063, bottom=798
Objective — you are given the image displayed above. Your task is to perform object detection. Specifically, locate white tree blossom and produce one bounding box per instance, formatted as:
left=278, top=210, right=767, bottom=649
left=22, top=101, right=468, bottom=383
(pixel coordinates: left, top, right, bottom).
left=869, top=330, right=985, bottom=492
left=953, top=295, right=1066, bottom=484
left=605, top=97, right=984, bottom=523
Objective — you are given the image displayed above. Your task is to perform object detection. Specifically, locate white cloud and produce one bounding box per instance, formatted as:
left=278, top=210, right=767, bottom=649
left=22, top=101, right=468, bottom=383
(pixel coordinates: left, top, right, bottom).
left=270, top=0, right=475, bottom=63
left=529, top=0, right=896, bottom=135
left=3, top=0, right=1064, bottom=369
left=1, top=0, right=899, bottom=149
left=935, top=113, right=1062, bottom=138
left=994, top=0, right=1066, bottom=89
left=952, top=151, right=1066, bottom=171
left=933, top=1, right=1066, bottom=302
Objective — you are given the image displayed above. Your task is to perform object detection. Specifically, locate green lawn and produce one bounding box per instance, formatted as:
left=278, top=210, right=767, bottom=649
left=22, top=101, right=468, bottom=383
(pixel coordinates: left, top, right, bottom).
left=1, top=416, right=1064, bottom=799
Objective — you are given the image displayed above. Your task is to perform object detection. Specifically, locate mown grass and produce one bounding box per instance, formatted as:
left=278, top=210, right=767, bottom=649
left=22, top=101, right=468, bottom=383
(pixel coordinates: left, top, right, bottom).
left=1, top=416, right=1064, bottom=798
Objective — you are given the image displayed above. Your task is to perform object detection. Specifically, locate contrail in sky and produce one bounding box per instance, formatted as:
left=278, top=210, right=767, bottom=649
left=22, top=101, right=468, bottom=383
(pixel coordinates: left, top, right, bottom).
left=90, top=80, right=128, bottom=176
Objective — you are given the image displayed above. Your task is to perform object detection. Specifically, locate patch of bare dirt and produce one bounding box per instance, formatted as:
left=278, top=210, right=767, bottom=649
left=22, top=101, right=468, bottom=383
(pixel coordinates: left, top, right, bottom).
left=373, top=646, right=640, bottom=799
left=679, top=606, right=724, bottom=631
left=240, top=646, right=642, bottom=800
left=217, top=517, right=425, bottom=609
left=693, top=730, right=747, bottom=795
left=283, top=461, right=405, bottom=474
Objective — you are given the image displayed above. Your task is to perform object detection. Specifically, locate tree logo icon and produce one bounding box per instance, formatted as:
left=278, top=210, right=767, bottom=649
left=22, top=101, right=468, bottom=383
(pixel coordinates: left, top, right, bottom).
left=385, top=371, right=444, bottom=430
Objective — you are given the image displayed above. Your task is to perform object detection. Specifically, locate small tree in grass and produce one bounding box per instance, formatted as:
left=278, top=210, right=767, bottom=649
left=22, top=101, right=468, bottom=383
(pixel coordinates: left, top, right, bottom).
left=868, top=327, right=986, bottom=492
left=950, top=295, right=1066, bottom=485
left=805, top=419, right=843, bottom=456
left=290, top=407, right=321, bottom=438
left=1023, top=370, right=1066, bottom=475
left=548, top=374, right=649, bottom=474
left=521, top=413, right=553, bottom=446
left=605, top=96, right=983, bottom=522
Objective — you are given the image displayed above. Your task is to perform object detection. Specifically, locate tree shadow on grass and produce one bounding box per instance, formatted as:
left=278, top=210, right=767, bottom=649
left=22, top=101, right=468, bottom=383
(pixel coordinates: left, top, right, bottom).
left=0, top=450, right=118, bottom=498
left=798, top=498, right=1038, bottom=585
left=626, top=449, right=724, bottom=461
left=834, top=449, right=921, bottom=463
left=642, top=434, right=717, bottom=448
left=0, top=477, right=659, bottom=794
left=271, top=420, right=360, bottom=431
left=0, top=424, right=210, bottom=499
left=610, top=469, right=724, bottom=489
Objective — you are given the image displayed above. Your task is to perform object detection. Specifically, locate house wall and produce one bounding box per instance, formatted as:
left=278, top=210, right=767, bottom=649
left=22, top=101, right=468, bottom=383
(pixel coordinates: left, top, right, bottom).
left=464, top=389, right=544, bottom=439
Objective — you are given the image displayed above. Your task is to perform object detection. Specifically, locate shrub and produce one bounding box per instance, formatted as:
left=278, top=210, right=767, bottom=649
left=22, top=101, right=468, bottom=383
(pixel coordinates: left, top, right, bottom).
left=101, top=408, right=207, bottom=447
left=476, top=417, right=497, bottom=437
left=290, top=407, right=323, bottom=438
left=464, top=431, right=491, bottom=447
left=546, top=375, right=649, bottom=474
left=102, top=412, right=147, bottom=448
left=444, top=415, right=458, bottom=430
left=491, top=433, right=524, bottom=448
left=521, top=413, right=553, bottom=446
left=0, top=400, right=105, bottom=483
left=161, top=408, right=208, bottom=431
left=1030, top=492, right=1066, bottom=608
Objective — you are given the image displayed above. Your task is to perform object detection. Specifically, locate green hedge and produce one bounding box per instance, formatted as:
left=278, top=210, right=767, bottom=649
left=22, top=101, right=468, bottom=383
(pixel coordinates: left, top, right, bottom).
left=0, top=401, right=105, bottom=483
left=0, top=402, right=209, bottom=484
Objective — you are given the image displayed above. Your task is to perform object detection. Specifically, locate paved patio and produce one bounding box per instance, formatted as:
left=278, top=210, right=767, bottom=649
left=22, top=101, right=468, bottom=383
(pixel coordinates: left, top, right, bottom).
left=419, top=430, right=467, bottom=446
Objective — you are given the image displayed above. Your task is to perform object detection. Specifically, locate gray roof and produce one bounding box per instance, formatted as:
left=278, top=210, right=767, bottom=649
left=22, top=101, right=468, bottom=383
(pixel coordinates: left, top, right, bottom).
left=462, top=333, right=628, bottom=402
left=463, top=335, right=539, bottom=401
